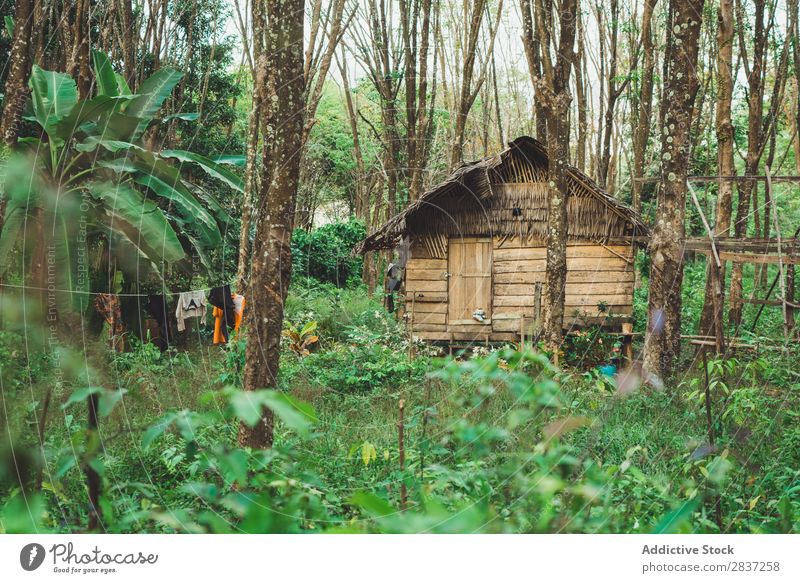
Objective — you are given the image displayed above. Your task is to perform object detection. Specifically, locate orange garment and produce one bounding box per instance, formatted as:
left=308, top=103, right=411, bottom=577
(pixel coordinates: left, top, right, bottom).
left=213, top=294, right=245, bottom=344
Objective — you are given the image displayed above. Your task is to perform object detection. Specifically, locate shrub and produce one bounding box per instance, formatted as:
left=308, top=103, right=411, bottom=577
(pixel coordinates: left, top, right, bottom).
left=291, top=219, right=366, bottom=286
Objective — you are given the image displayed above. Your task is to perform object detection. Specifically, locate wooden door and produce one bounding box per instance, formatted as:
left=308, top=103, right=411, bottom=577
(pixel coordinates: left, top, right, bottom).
left=448, top=238, right=492, bottom=325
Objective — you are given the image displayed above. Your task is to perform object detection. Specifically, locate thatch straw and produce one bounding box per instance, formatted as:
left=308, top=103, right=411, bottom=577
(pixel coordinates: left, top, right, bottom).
left=355, top=136, right=649, bottom=256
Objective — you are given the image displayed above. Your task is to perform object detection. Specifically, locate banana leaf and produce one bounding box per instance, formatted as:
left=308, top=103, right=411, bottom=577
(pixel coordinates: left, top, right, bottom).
left=29, top=65, right=78, bottom=139
left=91, top=51, right=119, bottom=97
left=75, top=136, right=142, bottom=153
left=125, top=68, right=183, bottom=141
left=133, top=173, right=222, bottom=250
left=53, top=95, right=129, bottom=142
left=159, top=149, right=244, bottom=193
left=0, top=155, right=40, bottom=276
left=88, top=181, right=186, bottom=266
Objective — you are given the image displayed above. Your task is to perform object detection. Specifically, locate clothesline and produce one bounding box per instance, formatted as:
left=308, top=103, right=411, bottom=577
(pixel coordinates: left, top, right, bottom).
left=0, top=281, right=238, bottom=297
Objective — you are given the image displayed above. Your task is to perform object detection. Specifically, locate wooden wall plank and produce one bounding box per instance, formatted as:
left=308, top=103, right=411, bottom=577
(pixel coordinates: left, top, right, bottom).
left=493, top=256, right=631, bottom=272
left=493, top=245, right=633, bottom=262
left=496, top=282, right=633, bottom=297
left=412, top=311, right=446, bottom=325
left=406, top=280, right=447, bottom=292
left=409, top=292, right=447, bottom=302
left=407, top=258, right=447, bottom=270
left=564, top=294, right=632, bottom=307
left=408, top=302, right=447, bottom=313
left=413, top=323, right=448, bottom=332
left=565, top=282, right=634, bottom=296
left=405, top=268, right=448, bottom=280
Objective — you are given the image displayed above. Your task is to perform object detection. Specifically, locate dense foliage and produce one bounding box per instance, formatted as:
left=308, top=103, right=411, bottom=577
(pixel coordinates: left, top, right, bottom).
left=291, top=219, right=366, bottom=286
left=1, top=277, right=798, bottom=534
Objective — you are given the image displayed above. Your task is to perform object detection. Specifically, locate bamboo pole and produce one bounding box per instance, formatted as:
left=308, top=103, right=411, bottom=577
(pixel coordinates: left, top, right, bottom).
left=398, top=399, right=407, bottom=511
left=766, top=167, right=789, bottom=340
left=688, top=181, right=725, bottom=353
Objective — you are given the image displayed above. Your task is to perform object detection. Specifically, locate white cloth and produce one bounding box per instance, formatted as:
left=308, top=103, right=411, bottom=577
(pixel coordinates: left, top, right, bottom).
left=175, top=290, right=207, bottom=331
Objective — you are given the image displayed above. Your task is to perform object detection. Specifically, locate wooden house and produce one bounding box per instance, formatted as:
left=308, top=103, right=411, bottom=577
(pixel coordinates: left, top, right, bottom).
left=356, top=136, right=649, bottom=343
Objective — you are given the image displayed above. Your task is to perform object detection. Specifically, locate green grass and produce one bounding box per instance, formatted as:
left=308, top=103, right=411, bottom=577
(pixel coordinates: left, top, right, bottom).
left=1, top=275, right=799, bottom=533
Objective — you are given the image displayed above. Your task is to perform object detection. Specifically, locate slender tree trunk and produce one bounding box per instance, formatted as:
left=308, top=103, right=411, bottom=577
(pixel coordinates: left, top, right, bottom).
left=1, top=0, right=34, bottom=146
left=630, top=0, right=658, bottom=212
left=643, top=0, right=704, bottom=378
left=729, top=0, right=766, bottom=327
left=238, top=0, right=306, bottom=449
left=236, top=0, right=266, bottom=292
left=574, top=7, right=588, bottom=172
left=699, top=0, right=735, bottom=336
left=532, top=0, right=577, bottom=352
left=519, top=0, right=548, bottom=141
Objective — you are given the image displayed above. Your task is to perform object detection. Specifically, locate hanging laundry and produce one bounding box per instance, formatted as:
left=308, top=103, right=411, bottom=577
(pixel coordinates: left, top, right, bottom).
left=212, top=292, right=245, bottom=344
left=175, top=290, right=207, bottom=332
left=95, top=293, right=125, bottom=352
left=146, top=295, right=172, bottom=351
left=209, top=285, right=237, bottom=344
left=232, top=293, right=245, bottom=336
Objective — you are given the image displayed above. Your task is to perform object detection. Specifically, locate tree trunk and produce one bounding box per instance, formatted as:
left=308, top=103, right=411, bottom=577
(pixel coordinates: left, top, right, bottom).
left=238, top=0, right=306, bottom=449
left=532, top=0, right=577, bottom=352
left=630, top=0, right=658, bottom=212
left=699, top=0, right=735, bottom=336
left=573, top=6, right=588, bottom=172
left=236, top=0, right=266, bottom=292
left=729, top=0, right=767, bottom=327
left=643, top=0, right=704, bottom=378
left=519, top=0, right=548, bottom=141
left=1, top=0, right=34, bottom=147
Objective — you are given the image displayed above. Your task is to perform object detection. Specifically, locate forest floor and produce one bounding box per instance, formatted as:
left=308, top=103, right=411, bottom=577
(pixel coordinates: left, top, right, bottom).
left=1, top=268, right=799, bottom=534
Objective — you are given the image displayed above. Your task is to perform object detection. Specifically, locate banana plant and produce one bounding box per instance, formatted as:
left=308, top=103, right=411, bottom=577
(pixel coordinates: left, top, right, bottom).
left=0, top=51, right=242, bottom=312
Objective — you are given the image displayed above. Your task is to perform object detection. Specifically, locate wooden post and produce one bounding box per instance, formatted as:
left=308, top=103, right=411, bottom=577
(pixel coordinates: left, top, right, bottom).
left=766, top=167, right=789, bottom=340
left=408, top=294, right=416, bottom=360
left=702, top=349, right=723, bottom=531
left=398, top=399, right=407, bottom=511
left=688, top=181, right=725, bottom=353
left=520, top=315, right=525, bottom=351
left=86, top=393, right=101, bottom=531
left=621, top=322, right=634, bottom=363
left=788, top=265, right=796, bottom=334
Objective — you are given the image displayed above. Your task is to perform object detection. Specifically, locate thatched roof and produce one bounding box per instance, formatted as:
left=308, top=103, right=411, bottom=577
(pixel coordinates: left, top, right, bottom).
left=356, top=136, right=649, bottom=256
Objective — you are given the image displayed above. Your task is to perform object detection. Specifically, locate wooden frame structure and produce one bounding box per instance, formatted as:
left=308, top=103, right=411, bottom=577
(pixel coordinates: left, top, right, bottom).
left=357, top=136, right=649, bottom=346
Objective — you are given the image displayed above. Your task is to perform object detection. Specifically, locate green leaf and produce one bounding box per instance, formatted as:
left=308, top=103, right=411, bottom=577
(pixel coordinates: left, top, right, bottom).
left=97, top=158, right=139, bottom=173
left=54, top=455, right=77, bottom=479
left=133, top=172, right=221, bottom=249
left=75, top=135, right=141, bottom=153
left=350, top=492, right=396, bottom=518
left=115, top=73, right=132, bottom=96
left=62, top=386, right=104, bottom=410
left=652, top=498, right=700, bottom=533
left=213, top=154, right=246, bottom=167
left=229, top=390, right=317, bottom=437
left=91, top=50, right=119, bottom=97
left=0, top=155, right=39, bottom=276
left=229, top=391, right=266, bottom=427
left=162, top=112, right=199, bottom=122
left=88, top=180, right=186, bottom=265
left=4, top=15, right=13, bottom=37
left=142, top=413, right=179, bottom=449
left=53, top=96, right=129, bottom=141
left=259, top=391, right=317, bottom=437
left=98, top=389, right=127, bottom=417
left=29, top=65, right=78, bottom=138
left=125, top=68, right=183, bottom=140
left=52, top=202, right=89, bottom=313
left=160, top=149, right=244, bottom=193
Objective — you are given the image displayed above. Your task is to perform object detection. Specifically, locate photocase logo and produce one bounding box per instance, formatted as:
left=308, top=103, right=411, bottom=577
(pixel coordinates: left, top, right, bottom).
left=20, top=543, right=46, bottom=571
